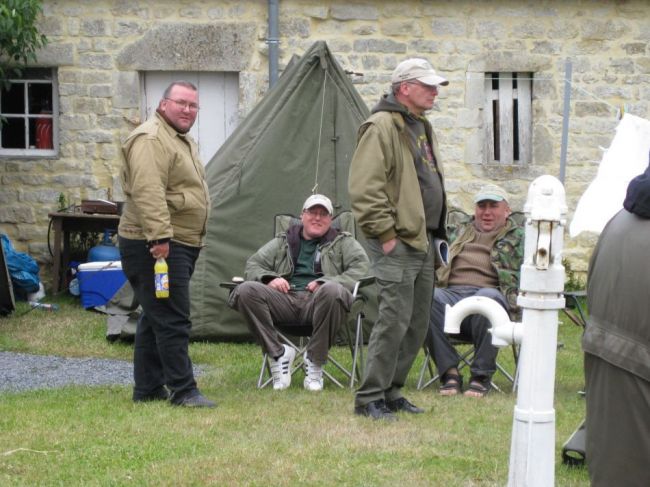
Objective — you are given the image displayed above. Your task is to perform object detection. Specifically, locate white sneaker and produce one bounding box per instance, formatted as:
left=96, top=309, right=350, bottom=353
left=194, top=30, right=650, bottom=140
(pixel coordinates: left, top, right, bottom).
left=269, top=345, right=296, bottom=390
left=303, top=355, right=324, bottom=392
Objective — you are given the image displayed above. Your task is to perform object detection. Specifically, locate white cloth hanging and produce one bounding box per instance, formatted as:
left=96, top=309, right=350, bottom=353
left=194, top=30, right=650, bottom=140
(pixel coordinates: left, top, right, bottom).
left=569, top=113, right=650, bottom=237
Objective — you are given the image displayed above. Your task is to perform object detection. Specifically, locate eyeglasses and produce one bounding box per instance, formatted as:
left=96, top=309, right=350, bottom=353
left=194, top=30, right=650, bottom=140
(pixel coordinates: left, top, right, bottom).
left=166, top=98, right=200, bottom=111
left=304, top=208, right=331, bottom=218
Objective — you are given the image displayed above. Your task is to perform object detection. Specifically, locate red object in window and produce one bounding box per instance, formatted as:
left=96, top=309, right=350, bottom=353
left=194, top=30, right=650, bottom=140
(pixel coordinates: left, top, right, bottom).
left=35, top=117, right=53, bottom=149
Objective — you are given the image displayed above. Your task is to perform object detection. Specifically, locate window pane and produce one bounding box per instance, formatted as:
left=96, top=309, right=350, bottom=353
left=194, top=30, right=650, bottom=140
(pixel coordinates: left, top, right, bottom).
left=28, top=83, right=53, bottom=114
left=1, top=84, right=24, bottom=114
left=1, top=117, right=26, bottom=149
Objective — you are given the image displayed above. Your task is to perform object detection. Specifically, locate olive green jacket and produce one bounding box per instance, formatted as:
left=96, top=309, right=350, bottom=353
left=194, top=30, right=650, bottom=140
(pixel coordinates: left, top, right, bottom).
left=244, top=226, right=369, bottom=292
left=349, top=110, right=447, bottom=253
left=118, top=113, right=210, bottom=247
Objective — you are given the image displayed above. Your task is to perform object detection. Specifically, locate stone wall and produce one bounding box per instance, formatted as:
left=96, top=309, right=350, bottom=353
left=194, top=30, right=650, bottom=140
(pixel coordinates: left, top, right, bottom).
left=1, top=0, right=648, bottom=287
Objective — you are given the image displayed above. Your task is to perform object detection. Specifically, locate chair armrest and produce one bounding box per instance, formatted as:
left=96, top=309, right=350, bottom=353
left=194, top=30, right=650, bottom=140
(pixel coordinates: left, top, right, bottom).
left=352, top=276, right=375, bottom=299
left=219, top=277, right=244, bottom=292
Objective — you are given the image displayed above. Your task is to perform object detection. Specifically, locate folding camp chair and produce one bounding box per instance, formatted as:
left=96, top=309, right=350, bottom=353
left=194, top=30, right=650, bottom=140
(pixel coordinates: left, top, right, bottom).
left=416, top=208, right=522, bottom=392
left=562, top=290, right=587, bottom=329
left=222, top=210, right=373, bottom=389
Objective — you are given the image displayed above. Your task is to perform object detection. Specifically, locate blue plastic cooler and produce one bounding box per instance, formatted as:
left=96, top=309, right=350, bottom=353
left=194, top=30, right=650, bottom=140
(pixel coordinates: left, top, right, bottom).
left=77, top=261, right=126, bottom=308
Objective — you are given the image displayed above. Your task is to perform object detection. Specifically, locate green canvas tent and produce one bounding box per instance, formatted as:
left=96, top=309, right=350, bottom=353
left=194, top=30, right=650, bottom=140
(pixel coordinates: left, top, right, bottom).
left=190, top=41, right=371, bottom=340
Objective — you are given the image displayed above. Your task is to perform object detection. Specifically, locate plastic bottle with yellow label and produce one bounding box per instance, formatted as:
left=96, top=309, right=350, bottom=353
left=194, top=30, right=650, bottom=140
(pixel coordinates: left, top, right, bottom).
left=154, top=258, right=169, bottom=299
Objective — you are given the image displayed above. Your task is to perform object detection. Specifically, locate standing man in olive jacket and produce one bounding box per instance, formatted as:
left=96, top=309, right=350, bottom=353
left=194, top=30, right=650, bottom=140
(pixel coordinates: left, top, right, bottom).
left=349, top=58, right=449, bottom=420
left=118, top=80, right=215, bottom=408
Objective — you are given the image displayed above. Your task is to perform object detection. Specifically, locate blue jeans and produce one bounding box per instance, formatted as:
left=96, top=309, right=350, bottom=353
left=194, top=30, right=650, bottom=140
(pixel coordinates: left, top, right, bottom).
left=119, top=237, right=200, bottom=403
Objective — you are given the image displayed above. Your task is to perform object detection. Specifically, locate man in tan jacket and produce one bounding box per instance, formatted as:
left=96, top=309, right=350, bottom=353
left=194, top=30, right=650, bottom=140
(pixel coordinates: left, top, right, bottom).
left=118, top=80, right=214, bottom=408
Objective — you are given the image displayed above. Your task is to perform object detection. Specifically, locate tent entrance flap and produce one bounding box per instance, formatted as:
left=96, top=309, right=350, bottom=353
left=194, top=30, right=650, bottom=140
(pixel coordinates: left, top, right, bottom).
left=190, top=41, right=371, bottom=340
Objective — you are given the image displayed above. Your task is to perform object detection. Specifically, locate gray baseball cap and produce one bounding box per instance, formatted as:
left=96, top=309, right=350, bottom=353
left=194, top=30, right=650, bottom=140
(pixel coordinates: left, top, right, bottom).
left=474, top=184, right=509, bottom=203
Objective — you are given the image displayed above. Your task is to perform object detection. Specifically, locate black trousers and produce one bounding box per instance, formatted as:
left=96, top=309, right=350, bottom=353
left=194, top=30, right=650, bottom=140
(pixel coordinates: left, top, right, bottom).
left=119, top=237, right=200, bottom=403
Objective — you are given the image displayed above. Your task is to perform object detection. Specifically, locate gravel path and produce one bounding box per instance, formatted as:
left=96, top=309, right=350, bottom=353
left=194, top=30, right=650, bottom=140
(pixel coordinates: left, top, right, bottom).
left=0, top=351, right=205, bottom=393
left=0, top=351, right=134, bottom=392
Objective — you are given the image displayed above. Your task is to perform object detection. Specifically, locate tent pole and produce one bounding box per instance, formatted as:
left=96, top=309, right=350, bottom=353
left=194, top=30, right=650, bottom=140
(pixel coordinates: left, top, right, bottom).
left=268, top=0, right=280, bottom=88
left=559, top=59, right=572, bottom=184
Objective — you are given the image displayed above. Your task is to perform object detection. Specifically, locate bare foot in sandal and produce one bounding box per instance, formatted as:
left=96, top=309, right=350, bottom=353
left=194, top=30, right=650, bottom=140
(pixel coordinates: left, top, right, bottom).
left=439, top=369, right=462, bottom=396
left=464, top=376, right=491, bottom=398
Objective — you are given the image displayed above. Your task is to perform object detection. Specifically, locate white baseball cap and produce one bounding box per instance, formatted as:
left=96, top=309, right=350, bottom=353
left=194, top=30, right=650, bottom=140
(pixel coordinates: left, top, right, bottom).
left=303, top=194, right=334, bottom=215
left=391, top=58, right=449, bottom=87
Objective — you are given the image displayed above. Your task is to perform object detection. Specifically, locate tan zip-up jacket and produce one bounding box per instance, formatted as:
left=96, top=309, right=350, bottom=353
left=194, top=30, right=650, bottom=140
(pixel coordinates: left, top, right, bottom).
left=118, top=112, right=210, bottom=247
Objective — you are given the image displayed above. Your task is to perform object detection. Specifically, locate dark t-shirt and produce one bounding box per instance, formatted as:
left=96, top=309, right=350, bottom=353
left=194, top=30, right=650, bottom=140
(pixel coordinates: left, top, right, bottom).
left=403, top=113, right=445, bottom=232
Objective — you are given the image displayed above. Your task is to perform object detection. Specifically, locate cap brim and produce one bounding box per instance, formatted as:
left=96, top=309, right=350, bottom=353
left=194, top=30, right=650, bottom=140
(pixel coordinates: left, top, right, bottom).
left=474, top=194, right=505, bottom=203
left=418, top=74, right=449, bottom=86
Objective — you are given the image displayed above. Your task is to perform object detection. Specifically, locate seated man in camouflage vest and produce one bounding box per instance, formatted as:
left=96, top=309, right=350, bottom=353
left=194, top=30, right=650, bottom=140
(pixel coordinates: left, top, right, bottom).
left=425, top=184, right=524, bottom=397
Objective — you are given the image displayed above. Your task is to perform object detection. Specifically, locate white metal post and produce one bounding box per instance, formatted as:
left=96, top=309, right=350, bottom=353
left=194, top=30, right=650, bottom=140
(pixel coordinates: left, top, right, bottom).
left=442, top=175, right=567, bottom=486
left=508, top=175, right=567, bottom=486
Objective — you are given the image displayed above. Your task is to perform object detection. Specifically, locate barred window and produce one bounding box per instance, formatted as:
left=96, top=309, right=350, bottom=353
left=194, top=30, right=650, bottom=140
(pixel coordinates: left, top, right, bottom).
left=484, top=72, right=532, bottom=165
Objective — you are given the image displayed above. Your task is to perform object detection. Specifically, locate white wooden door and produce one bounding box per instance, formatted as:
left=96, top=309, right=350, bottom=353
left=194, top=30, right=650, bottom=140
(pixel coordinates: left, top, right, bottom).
left=142, top=71, right=239, bottom=165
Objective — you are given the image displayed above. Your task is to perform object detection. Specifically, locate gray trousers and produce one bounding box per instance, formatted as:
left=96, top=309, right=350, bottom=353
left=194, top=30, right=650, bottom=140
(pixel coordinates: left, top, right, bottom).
left=585, top=352, right=650, bottom=487
left=355, top=237, right=435, bottom=407
left=425, top=286, right=507, bottom=379
left=232, top=280, right=352, bottom=365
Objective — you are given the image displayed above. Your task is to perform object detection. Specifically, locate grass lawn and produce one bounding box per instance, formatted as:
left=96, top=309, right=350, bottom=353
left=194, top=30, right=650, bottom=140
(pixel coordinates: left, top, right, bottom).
left=0, top=297, right=589, bottom=486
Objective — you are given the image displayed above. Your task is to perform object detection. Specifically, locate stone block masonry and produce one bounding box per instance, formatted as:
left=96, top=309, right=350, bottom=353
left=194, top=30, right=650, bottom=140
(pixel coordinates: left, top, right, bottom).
left=1, top=0, right=648, bottom=287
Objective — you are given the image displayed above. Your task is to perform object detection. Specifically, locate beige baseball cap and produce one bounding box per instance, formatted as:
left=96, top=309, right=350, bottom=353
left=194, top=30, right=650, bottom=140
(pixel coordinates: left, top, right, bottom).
left=391, top=58, right=449, bottom=87
left=474, top=184, right=509, bottom=203
left=303, top=194, right=334, bottom=215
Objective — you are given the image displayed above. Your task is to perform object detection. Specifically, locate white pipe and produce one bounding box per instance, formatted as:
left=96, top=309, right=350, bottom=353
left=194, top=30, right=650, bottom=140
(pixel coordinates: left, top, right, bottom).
left=443, top=296, right=523, bottom=347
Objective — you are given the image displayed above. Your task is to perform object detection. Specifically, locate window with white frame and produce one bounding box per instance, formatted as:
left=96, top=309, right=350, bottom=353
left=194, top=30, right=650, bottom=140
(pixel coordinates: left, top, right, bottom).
left=0, top=68, right=58, bottom=157
left=484, top=72, right=532, bottom=165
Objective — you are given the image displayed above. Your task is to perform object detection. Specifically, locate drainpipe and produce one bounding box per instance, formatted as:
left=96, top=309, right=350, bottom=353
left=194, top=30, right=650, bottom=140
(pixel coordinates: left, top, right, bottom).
left=267, top=0, right=279, bottom=88
left=444, top=175, right=567, bottom=486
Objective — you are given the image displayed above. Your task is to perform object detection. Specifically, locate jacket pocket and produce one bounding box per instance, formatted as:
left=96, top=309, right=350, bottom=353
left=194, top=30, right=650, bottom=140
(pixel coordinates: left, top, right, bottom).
left=166, top=192, right=186, bottom=211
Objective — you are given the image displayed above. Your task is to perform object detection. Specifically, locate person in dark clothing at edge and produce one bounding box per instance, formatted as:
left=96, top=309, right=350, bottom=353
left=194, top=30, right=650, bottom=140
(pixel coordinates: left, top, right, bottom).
left=349, top=58, right=449, bottom=420
left=583, top=158, right=650, bottom=486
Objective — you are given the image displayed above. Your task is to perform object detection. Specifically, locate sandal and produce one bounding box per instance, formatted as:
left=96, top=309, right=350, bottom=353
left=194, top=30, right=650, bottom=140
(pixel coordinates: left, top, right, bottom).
left=439, top=371, right=463, bottom=396
left=464, top=376, right=491, bottom=398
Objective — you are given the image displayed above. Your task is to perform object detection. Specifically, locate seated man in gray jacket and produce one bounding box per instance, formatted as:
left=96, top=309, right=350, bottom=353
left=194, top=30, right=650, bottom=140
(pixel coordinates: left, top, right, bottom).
left=229, top=194, right=369, bottom=392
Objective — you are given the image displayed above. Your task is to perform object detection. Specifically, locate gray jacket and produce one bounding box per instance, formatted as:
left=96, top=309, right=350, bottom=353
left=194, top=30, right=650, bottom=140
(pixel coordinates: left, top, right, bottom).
left=583, top=209, right=650, bottom=382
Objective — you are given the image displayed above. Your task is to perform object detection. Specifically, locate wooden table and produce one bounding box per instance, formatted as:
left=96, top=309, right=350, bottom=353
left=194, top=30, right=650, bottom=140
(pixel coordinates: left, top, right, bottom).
left=48, top=212, right=120, bottom=294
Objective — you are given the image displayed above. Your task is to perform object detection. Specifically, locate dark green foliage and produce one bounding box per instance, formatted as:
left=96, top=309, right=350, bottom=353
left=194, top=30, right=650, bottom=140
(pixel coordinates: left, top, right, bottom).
left=563, top=258, right=586, bottom=292
left=0, top=0, right=47, bottom=83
